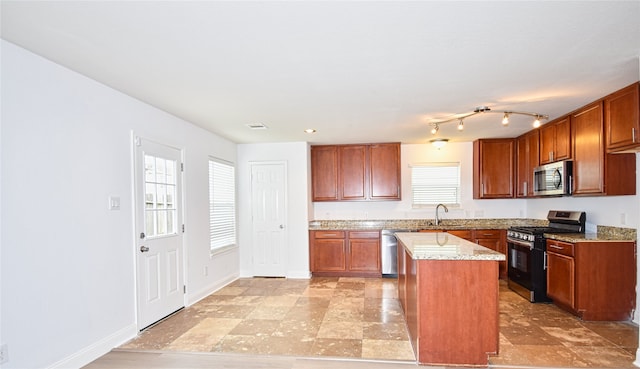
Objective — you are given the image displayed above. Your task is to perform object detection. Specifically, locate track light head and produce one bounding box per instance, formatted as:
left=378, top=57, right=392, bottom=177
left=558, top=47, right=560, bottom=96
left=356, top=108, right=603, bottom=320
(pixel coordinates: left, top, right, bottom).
left=431, top=124, right=439, bottom=135
left=533, top=116, right=542, bottom=128
left=457, top=119, right=464, bottom=131
left=502, top=113, right=510, bottom=126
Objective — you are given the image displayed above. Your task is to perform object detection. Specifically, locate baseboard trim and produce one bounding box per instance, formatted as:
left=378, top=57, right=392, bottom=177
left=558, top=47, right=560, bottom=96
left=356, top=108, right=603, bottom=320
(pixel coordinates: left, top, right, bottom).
left=47, top=323, right=137, bottom=369
left=187, top=273, right=239, bottom=306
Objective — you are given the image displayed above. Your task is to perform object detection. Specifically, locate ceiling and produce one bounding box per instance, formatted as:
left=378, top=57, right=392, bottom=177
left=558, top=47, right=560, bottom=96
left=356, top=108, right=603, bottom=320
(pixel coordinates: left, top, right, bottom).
left=2, top=1, right=639, bottom=145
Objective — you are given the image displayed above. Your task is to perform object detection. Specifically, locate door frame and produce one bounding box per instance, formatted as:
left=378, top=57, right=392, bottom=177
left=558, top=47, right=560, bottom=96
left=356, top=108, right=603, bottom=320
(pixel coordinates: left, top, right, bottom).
left=132, top=134, right=187, bottom=330
left=249, top=160, right=288, bottom=277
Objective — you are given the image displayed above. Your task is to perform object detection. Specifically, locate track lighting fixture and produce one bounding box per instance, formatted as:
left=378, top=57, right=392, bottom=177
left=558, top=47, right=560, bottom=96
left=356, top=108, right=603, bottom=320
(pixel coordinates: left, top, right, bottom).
left=429, top=106, right=548, bottom=133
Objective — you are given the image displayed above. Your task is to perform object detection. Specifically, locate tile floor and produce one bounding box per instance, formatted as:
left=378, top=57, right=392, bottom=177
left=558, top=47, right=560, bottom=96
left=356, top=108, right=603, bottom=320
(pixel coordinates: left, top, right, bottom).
left=120, top=277, right=639, bottom=368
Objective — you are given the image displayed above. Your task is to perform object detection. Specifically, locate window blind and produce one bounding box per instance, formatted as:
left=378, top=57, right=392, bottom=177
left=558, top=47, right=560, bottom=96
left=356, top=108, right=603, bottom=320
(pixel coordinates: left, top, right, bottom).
left=411, top=163, right=460, bottom=207
left=209, top=158, right=236, bottom=251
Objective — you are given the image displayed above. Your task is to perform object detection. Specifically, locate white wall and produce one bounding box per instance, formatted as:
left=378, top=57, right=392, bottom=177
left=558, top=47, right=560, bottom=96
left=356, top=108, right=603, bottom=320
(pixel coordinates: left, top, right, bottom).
left=314, top=142, right=528, bottom=221
left=0, top=41, right=238, bottom=369
left=237, top=142, right=311, bottom=279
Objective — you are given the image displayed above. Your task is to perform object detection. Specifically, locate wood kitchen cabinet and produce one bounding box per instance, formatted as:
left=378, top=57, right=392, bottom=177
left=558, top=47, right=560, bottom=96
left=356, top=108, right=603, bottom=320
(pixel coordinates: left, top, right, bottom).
left=473, top=138, right=515, bottom=199
left=546, top=240, right=575, bottom=310
left=516, top=130, right=539, bottom=197
left=369, top=143, right=401, bottom=200
left=571, top=101, right=636, bottom=196
left=539, top=116, right=571, bottom=164
left=473, top=229, right=507, bottom=279
left=310, top=146, right=339, bottom=201
left=309, top=230, right=381, bottom=277
left=546, top=238, right=636, bottom=321
left=311, top=143, right=400, bottom=202
left=605, top=82, right=640, bottom=152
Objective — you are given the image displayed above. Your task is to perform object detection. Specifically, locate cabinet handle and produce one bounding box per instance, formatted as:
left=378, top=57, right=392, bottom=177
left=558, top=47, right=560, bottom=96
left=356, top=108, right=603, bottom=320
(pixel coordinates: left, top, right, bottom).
left=633, top=128, right=636, bottom=143
left=548, top=244, right=564, bottom=250
left=481, top=183, right=484, bottom=197
left=523, top=182, right=528, bottom=195
left=549, top=151, right=554, bottom=162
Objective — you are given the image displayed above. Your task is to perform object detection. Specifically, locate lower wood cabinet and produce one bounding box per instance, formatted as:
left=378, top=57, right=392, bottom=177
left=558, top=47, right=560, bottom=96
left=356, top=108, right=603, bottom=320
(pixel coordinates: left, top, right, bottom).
left=546, top=239, right=636, bottom=321
left=310, top=230, right=380, bottom=277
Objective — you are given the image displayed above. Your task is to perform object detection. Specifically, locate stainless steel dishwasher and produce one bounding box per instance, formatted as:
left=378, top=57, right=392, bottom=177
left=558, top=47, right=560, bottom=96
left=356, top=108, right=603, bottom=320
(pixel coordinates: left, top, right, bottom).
left=381, top=229, right=413, bottom=277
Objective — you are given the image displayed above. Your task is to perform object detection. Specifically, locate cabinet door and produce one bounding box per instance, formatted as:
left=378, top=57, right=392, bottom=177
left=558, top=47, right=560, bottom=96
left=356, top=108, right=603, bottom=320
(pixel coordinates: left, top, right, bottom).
left=473, top=139, right=515, bottom=199
left=369, top=143, right=401, bottom=200
left=516, top=130, right=539, bottom=197
left=554, top=117, right=572, bottom=161
left=474, top=229, right=506, bottom=278
left=605, top=82, right=640, bottom=152
left=339, top=145, right=367, bottom=200
left=547, top=252, right=575, bottom=310
left=311, top=146, right=339, bottom=201
left=540, top=117, right=571, bottom=164
left=348, top=238, right=380, bottom=272
left=572, top=102, right=604, bottom=195
left=312, top=239, right=347, bottom=272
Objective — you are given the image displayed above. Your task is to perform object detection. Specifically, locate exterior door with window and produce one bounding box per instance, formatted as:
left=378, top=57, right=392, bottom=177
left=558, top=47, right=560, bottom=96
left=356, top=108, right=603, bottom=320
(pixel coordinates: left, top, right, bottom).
left=135, top=137, right=184, bottom=330
left=251, top=162, right=287, bottom=277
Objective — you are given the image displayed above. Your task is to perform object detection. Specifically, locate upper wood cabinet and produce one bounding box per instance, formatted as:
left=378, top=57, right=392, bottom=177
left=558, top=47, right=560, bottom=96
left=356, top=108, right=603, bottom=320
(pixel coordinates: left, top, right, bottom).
left=369, top=143, right=401, bottom=200
left=311, top=143, right=401, bottom=202
left=571, top=101, right=636, bottom=196
left=572, top=102, right=605, bottom=195
left=473, top=139, right=515, bottom=199
left=604, top=82, right=640, bottom=152
left=516, top=130, right=539, bottom=197
left=311, top=145, right=339, bottom=201
left=539, top=116, right=571, bottom=164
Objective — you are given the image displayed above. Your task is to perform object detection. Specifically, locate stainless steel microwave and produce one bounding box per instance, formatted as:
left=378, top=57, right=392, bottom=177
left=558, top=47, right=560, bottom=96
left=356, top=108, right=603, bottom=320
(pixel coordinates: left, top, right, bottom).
left=533, top=161, right=573, bottom=196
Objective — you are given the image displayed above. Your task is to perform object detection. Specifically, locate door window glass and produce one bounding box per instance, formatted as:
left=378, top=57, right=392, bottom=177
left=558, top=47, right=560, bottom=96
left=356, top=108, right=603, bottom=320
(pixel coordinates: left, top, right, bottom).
left=144, top=154, right=178, bottom=238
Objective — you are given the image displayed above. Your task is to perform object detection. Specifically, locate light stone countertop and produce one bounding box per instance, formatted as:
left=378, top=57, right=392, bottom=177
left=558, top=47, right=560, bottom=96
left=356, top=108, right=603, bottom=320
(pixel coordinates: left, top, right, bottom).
left=395, top=232, right=507, bottom=261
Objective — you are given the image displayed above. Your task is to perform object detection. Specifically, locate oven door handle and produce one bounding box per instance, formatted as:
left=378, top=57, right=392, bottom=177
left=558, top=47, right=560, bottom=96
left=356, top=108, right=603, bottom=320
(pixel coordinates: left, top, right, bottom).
left=507, top=238, right=534, bottom=250
left=544, top=251, right=548, bottom=270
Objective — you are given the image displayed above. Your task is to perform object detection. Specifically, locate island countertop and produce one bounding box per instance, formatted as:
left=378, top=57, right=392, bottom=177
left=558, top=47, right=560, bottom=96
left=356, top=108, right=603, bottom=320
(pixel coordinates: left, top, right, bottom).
left=395, top=232, right=506, bottom=261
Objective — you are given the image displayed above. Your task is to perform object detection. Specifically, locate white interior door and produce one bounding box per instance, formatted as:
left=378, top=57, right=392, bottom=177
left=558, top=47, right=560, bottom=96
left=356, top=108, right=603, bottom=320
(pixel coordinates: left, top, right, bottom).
left=251, top=162, right=287, bottom=277
left=134, top=137, right=184, bottom=330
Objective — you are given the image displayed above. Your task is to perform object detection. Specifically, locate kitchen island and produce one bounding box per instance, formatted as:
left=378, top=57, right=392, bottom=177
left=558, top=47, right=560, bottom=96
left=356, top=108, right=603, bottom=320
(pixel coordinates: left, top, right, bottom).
left=395, top=232, right=506, bottom=367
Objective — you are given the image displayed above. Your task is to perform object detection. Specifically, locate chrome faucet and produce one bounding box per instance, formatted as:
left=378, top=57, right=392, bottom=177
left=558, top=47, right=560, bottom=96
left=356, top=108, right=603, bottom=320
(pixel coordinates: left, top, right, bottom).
left=435, top=203, right=449, bottom=226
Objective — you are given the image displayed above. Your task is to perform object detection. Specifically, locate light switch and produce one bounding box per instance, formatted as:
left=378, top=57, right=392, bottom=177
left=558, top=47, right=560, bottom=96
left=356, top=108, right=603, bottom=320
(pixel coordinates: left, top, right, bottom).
left=108, top=196, right=121, bottom=211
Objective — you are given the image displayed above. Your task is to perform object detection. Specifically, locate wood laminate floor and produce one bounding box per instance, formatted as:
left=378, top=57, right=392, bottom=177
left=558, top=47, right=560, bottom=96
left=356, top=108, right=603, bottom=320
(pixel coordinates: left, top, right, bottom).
left=85, top=277, right=638, bottom=368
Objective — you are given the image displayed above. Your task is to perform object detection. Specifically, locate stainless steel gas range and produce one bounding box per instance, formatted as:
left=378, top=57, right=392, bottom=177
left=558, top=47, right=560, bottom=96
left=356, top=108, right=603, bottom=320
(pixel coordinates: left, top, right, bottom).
left=507, top=210, right=586, bottom=302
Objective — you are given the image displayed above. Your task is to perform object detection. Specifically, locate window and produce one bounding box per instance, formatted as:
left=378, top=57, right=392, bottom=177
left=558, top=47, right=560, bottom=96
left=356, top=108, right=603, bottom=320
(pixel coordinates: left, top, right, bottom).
left=144, top=155, right=178, bottom=238
left=209, top=158, right=236, bottom=253
left=411, top=162, right=460, bottom=207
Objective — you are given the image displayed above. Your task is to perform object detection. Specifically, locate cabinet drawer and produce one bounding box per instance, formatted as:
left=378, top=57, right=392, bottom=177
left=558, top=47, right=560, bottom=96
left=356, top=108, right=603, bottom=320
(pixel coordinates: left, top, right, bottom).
left=547, top=239, right=574, bottom=257
left=474, top=229, right=502, bottom=238
left=447, top=230, right=473, bottom=239
left=348, top=231, right=379, bottom=239
left=314, top=231, right=345, bottom=239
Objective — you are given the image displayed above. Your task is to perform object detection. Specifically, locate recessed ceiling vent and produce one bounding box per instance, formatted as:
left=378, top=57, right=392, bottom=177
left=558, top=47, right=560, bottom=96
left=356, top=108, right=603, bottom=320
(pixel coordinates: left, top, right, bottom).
left=246, top=123, right=269, bottom=130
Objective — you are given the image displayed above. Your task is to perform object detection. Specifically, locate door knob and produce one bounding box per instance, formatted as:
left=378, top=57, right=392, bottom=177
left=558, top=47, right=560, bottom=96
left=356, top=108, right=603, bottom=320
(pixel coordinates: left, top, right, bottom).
left=279, top=224, right=285, bottom=229
left=140, top=246, right=150, bottom=253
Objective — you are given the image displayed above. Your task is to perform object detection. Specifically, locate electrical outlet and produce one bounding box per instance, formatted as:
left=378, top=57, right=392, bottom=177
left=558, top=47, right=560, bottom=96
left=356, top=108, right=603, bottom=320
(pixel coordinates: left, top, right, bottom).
left=204, top=266, right=209, bottom=276
left=474, top=210, right=484, bottom=218
left=1, top=343, right=8, bottom=364
left=621, top=213, right=627, bottom=225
